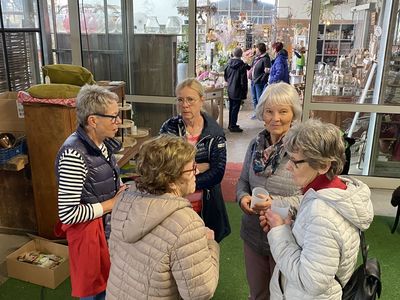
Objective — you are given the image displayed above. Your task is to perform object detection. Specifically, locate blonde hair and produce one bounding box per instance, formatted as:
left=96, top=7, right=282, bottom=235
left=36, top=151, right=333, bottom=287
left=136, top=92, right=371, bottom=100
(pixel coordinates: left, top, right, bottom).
left=255, top=82, right=302, bottom=122
left=136, top=135, right=196, bottom=194
left=285, top=119, right=345, bottom=180
left=176, top=78, right=205, bottom=97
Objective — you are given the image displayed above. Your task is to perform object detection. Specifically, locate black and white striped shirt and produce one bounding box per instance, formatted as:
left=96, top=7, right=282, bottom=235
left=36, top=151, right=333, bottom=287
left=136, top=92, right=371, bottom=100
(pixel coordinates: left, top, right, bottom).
left=57, top=144, right=109, bottom=224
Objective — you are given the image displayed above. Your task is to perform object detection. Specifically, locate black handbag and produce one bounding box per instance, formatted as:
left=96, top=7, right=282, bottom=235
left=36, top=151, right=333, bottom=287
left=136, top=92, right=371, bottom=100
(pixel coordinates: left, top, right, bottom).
left=335, top=231, right=382, bottom=300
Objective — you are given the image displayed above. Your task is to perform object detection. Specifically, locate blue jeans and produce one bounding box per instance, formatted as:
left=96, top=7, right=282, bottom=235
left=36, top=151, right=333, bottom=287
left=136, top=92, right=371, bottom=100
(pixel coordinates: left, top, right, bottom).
left=81, top=291, right=106, bottom=300
left=251, top=82, right=266, bottom=109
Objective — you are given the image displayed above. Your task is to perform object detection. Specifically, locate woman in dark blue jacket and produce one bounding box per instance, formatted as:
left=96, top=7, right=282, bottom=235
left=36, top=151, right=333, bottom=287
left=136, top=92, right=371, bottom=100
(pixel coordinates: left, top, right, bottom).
left=269, top=42, right=290, bottom=84
left=160, top=78, right=231, bottom=242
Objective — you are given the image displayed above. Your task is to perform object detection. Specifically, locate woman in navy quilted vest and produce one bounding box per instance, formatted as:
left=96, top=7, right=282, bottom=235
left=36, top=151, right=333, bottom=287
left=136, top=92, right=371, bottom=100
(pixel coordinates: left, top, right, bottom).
left=55, top=85, right=127, bottom=300
left=160, top=78, right=231, bottom=243
left=259, top=119, right=374, bottom=299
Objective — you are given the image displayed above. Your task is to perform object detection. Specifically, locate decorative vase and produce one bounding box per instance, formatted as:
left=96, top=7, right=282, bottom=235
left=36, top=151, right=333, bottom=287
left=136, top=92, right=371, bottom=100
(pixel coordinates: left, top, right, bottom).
left=145, top=16, right=160, bottom=33
left=166, top=16, right=181, bottom=34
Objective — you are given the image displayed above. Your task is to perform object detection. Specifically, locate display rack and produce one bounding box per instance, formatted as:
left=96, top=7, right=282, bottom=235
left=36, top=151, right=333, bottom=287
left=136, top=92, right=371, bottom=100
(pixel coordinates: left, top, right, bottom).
left=197, top=23, right=207, bottom=61
left=315, top=23, right=354, bottom=68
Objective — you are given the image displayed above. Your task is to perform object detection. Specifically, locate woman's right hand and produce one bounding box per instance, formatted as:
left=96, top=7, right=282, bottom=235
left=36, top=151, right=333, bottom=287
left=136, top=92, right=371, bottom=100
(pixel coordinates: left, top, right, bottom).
left=239, top=195, right=256, bottom=215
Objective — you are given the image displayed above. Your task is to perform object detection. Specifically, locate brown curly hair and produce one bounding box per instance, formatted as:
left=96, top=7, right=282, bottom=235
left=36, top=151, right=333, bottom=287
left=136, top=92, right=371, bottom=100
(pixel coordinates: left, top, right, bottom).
left=135, top=135, right=196, bottom=195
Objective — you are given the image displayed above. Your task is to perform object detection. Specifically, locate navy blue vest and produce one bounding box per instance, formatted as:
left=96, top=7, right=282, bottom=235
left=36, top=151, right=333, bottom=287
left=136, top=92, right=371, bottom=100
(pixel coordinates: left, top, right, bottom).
left=55, top=126, right=122, bottom=204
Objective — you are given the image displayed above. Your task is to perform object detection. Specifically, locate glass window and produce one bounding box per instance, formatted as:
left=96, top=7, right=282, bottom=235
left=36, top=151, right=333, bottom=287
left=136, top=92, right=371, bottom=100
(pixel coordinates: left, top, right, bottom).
left=381, top=5, right=400, bottom=105
left=0, top=1, right=42, bottom=92
left=311, top=110, right=370, bottom=177
left=47, top=0, right=72, bottom=64
left=130, top=0, right=188, bottom=96
left=79, top=0, right=124, bottom=81
left=1, top=0, right=39, bottom=28
left=370, top=113, right=400, bottom=178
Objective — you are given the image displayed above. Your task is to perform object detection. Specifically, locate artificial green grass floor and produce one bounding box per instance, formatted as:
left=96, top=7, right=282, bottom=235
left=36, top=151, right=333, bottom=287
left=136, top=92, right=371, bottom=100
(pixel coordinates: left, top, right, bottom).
left=0, top=203, right=399, bottom=299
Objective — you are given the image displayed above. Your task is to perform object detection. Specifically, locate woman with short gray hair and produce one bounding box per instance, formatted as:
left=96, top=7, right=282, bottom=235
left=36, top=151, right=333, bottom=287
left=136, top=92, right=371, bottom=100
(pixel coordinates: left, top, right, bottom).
left=55, top=84, right=126, bottom=299
left=260, top=119, right=374, bottom=299
left=236, top=82, right=302, bottom=300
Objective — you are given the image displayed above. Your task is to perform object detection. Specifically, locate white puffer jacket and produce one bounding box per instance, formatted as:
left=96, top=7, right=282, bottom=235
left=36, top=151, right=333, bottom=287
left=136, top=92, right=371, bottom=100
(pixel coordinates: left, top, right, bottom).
left=268, top=176, right=374, bottom=300
left=106, top=188, right=220, bottom=300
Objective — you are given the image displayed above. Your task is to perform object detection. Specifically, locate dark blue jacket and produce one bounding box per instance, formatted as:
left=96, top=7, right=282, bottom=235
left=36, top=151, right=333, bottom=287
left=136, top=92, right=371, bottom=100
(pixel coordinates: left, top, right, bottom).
left=160, top=112, right=231, bottom=242
left=269, top=49, right=290, bottom=84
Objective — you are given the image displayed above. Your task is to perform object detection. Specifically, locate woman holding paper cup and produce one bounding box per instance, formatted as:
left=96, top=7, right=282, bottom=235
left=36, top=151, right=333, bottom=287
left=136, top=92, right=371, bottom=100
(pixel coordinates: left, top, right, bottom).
left=236, top=82, right=302, bottom=300
left=260, top=119, right=373, bottom=299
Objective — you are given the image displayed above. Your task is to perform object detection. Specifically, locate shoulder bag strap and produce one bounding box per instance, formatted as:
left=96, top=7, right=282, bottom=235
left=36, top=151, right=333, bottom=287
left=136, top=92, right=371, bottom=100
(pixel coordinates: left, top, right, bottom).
left=334, top=229, right=368, bottom=287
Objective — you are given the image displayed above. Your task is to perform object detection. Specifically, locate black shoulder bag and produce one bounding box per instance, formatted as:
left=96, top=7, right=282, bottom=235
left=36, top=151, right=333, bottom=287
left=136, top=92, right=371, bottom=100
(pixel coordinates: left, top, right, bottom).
left=335, top=231, right=382, bottom=300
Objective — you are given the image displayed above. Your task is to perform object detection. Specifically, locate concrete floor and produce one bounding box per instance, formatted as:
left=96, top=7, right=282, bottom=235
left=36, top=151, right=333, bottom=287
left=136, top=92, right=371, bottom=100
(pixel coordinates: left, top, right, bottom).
left=0, top=102, right=397, bottom=285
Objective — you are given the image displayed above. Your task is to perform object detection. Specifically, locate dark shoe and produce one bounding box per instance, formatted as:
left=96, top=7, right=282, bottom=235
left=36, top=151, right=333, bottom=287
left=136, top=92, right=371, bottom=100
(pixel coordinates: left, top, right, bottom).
left=229, top=126, right=243, bottom=133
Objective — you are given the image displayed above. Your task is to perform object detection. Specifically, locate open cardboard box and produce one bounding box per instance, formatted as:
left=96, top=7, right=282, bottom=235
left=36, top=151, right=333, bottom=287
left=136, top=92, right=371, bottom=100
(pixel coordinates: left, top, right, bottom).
left=6, top=238, right=69, bottom=289
left=0, top=91, right=25, bottom=132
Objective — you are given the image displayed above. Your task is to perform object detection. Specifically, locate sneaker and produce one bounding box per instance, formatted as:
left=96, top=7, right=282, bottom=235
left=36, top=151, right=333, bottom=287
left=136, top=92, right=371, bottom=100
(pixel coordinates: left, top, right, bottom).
left=229, top=126, right=243, bottom=133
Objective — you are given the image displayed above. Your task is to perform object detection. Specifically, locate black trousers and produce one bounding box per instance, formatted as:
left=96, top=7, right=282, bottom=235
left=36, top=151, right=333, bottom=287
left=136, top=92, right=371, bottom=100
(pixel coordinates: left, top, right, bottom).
left=228, top=98, right=241, bottom=128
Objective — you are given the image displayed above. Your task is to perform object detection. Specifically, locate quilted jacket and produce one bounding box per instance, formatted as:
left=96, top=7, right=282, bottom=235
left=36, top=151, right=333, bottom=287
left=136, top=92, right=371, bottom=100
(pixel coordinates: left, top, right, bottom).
left=268, top=176, right=374, bottom=300
left=268, top=49, right=289, bottom=84
left=106, top=187, right=220, bottom=300
left=159, top=113, right=231, bottom=243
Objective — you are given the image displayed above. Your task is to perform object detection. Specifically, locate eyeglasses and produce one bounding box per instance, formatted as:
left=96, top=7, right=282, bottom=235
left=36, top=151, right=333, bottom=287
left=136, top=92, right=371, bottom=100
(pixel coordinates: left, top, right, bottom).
left=176, top=97, right=199, bottom=106
left=93, top=113, right=120, bottom=124
left=288, top=158, right=307, bottom=168
left=182, top=163, right=197, bottom=175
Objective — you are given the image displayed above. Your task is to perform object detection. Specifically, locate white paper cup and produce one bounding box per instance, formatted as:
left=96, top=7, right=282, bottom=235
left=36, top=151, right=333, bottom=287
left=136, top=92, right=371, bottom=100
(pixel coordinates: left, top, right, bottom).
left=251, top=187, right=269, bottom=208
left=271, top=201, right=290, bottom=219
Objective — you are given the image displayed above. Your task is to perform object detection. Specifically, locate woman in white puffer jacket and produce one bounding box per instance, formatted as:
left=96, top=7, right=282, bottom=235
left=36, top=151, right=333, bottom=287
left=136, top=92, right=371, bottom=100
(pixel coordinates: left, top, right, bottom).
left=259, top=119, right=374, bottom=299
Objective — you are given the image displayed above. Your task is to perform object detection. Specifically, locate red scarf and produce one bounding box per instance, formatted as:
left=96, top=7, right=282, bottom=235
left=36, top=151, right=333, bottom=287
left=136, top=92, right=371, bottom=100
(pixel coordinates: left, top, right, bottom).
left=302, top=174, right=347, bottom=194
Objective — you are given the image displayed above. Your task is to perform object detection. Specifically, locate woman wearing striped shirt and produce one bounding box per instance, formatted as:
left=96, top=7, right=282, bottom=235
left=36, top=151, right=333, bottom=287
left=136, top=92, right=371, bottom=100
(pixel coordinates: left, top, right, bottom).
left=55, top=84, right=126, bottom=300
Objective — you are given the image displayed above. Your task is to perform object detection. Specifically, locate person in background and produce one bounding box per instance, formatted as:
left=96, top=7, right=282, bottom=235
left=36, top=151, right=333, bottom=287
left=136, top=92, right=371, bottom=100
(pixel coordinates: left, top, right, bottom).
left=107, top=135, right=220, bottom=300
left=55, top=85, right=127, bottom=300
left=269, top=42, right=290, bottom=84
left=236, top=82, right=302, bottom=300
left=249, top=42, right=271, bottom=119
left=224, top=47, right=250, bottom=132
left=160, top=78, right=231, bottom=243
left=293, top=46, right=306, bottom=75
left=259, top=119, right=374, bottom=299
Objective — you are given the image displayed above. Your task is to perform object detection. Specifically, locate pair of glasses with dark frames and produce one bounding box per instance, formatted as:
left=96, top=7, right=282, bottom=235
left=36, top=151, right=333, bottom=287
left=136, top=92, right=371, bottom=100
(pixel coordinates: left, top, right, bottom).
left=182, top=163, right=197, bottom=175
left=93, top=113, right=120, bottom=124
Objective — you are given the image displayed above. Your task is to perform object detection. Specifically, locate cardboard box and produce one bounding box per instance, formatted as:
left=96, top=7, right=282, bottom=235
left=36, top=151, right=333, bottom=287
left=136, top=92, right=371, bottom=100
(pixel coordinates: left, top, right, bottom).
left=0, top=91, right=25, bottom=132
left=6, top=238, right=70, bottom=289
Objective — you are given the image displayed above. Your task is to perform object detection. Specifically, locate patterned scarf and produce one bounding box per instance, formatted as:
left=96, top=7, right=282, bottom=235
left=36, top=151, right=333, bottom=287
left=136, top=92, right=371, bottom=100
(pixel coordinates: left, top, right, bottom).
left=253, top=129, right=286, bottom=176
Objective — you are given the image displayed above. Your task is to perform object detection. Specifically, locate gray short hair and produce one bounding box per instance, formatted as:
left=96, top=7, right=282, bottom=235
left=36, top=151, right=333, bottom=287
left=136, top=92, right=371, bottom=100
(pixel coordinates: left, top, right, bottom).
left=76, top=84, right=119, bottom=126
left=176, top=78, right=204, bottom=97
left=284, top=119, right=345, bottom=180
left=255, top=82, right=302, bottom=122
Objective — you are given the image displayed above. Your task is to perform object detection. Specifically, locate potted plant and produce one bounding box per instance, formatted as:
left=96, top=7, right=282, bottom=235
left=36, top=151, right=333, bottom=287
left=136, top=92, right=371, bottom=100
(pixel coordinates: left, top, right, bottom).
left=177, top=41, right=189, bottom=83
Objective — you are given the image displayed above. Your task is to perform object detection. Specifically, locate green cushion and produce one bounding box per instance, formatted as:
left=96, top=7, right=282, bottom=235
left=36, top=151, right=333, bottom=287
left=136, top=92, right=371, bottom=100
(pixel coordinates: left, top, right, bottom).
left=42, top=64, right=95, bottom=86
left=27, top=84, right=81, bottom=99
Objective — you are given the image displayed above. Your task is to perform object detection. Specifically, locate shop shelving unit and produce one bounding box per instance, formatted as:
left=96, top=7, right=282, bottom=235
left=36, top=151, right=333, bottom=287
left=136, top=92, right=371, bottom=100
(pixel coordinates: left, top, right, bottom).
left=315, top=23, right=354, bottom=68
